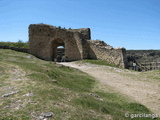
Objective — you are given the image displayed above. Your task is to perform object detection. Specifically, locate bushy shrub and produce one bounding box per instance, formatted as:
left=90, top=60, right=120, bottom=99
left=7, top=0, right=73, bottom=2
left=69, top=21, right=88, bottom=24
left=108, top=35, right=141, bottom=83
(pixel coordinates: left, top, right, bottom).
left=0, top=41, right=28, bottom=48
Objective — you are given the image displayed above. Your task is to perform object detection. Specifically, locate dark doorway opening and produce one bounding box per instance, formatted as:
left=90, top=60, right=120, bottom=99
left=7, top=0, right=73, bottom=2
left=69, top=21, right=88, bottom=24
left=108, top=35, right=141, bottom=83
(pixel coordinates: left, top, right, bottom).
left=52, top=38, right=65, bottom=62
left=57, top=46, right=65, bottom=62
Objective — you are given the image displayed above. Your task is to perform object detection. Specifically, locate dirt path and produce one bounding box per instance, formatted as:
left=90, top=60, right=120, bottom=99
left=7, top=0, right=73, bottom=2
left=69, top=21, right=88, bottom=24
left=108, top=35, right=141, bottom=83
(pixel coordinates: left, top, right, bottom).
left=60, top=62, right=160, bottom=115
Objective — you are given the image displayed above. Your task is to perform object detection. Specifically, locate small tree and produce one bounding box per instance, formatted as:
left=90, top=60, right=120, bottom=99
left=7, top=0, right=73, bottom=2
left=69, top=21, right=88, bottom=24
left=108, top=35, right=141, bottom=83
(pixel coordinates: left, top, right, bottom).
left=58, top=26, right=61, bottom=29
left=18, top=40, right=23, bottom=43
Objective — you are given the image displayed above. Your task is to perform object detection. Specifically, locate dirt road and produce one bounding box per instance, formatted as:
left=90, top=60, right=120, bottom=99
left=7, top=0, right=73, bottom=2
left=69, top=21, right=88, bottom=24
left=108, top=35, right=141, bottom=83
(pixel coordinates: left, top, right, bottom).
left=60, top=62, right=160, bottom=115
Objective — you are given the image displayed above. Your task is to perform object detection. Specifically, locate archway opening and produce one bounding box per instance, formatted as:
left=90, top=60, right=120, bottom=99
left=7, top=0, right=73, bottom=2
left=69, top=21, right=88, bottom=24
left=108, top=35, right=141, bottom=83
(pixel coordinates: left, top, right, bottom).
left=52, top=38, right=65, bottom=62
left=57, top=46, right=65, bottom=62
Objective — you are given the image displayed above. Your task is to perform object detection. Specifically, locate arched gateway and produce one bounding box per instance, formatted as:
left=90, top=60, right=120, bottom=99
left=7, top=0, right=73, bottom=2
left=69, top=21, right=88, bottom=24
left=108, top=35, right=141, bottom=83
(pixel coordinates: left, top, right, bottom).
left=51, top=38, right=65, bottom=62
left=29, top=24, right=90, bottom=61
left=29, top=24, right=128, bottom=68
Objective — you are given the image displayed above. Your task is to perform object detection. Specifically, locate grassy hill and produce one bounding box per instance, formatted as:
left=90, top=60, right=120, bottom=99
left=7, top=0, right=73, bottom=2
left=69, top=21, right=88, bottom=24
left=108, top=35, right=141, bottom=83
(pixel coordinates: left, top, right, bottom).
left=0, top=49, right=158, bottom=120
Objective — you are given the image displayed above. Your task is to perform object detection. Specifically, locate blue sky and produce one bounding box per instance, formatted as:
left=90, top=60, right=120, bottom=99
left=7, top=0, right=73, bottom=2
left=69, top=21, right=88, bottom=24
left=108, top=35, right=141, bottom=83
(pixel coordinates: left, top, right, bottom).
left=0, top=0, right=159, bottom=49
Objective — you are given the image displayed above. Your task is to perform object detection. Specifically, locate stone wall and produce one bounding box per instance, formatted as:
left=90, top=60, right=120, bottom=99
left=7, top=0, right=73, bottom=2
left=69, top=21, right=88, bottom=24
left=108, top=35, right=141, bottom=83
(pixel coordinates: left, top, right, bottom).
left=87, top=40, right=128, bottom=68
left=0, top=45, right=29, bottom=53
left=29, top=24, right=90, bottom=61
left=29, top=24, right=128, bottom=68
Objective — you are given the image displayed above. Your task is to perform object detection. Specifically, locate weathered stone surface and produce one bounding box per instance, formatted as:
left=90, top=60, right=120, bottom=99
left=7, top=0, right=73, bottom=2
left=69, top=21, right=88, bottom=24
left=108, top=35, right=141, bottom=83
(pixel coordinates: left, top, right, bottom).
left=52, top=80, right=57, bottom=83
left=29, top=24, right=127, bottom=68
left=31, top=111, right=54, bottom=120
left=15, top=103, right=24, bottom=110
left=88, top=93, right=104, bottom=101
left=4, top=86, right=17, bottom=90
left=87, top=40, right=128, bottom=68
left=3, top=105, right=9, bottom=109
left=23, top=92, right=35, bottom=97
left=40, top=112, right=54, bottom=118
left=2, top=91, right=19, bottom=97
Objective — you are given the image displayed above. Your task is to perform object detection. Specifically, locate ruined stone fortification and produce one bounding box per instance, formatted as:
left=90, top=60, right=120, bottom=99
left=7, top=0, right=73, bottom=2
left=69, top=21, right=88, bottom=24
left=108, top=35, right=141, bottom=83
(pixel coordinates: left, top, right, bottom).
left=29, top=24, right=127, bottom=68
left=87, top=40, right=127, bottom=68
left=0, top=45, right=29, bottom=53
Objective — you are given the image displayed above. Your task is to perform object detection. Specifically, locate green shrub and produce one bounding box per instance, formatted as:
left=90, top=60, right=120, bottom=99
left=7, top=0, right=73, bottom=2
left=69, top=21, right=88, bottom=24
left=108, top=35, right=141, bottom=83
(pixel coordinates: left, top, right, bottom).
left=0, top=41, right=28, bottom=48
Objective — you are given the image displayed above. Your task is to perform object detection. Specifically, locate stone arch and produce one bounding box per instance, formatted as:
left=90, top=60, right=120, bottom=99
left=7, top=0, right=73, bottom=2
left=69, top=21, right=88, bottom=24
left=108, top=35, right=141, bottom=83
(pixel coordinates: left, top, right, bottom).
left=57, top=46, right=65, bottom=62
left=51, top=38, right=65, bottom=62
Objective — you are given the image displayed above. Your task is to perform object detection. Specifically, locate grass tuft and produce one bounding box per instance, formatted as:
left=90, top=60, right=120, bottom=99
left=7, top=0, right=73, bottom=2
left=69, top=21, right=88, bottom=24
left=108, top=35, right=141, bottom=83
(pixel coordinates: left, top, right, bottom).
left=80, top=59, right=119, bottom=67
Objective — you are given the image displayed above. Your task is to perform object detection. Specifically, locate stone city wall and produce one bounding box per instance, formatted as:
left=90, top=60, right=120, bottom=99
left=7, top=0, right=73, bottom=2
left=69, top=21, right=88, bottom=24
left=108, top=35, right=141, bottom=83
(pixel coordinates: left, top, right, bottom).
left=0, top=45, right=29, bottom=53
left=29, top=24, right=90, bottom=61
left=29, top=24, right=128, bottom=68
left=87, top=40, right=128, bottom=68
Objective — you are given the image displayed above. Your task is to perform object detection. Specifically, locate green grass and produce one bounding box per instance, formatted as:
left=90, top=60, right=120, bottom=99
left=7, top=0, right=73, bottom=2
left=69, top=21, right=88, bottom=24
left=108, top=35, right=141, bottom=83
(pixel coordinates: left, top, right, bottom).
left=138, top=69, right=160, bottom=82
left=0, top=41, right=28, bottom=48
left=79, top=59, right=119, bottom=67
left=72, top=91, right=151, bottom=120
left=0, top=49, right=159, bottom=120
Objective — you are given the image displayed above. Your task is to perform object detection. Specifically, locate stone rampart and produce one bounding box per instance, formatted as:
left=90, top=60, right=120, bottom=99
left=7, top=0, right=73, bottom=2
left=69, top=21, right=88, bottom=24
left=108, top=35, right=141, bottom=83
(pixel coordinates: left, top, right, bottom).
left=0, top=45, right=29, bottom=53
left=87, top=40, right=128, bottom=68
left=29, top=24, right=90, bottom=61
left=29, top=24, right=128, bottom=68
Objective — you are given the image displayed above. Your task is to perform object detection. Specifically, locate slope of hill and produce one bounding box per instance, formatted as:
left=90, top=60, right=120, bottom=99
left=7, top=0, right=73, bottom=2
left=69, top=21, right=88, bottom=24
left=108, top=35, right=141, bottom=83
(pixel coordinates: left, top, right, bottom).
left=0, top=49, right=159, bottom=120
